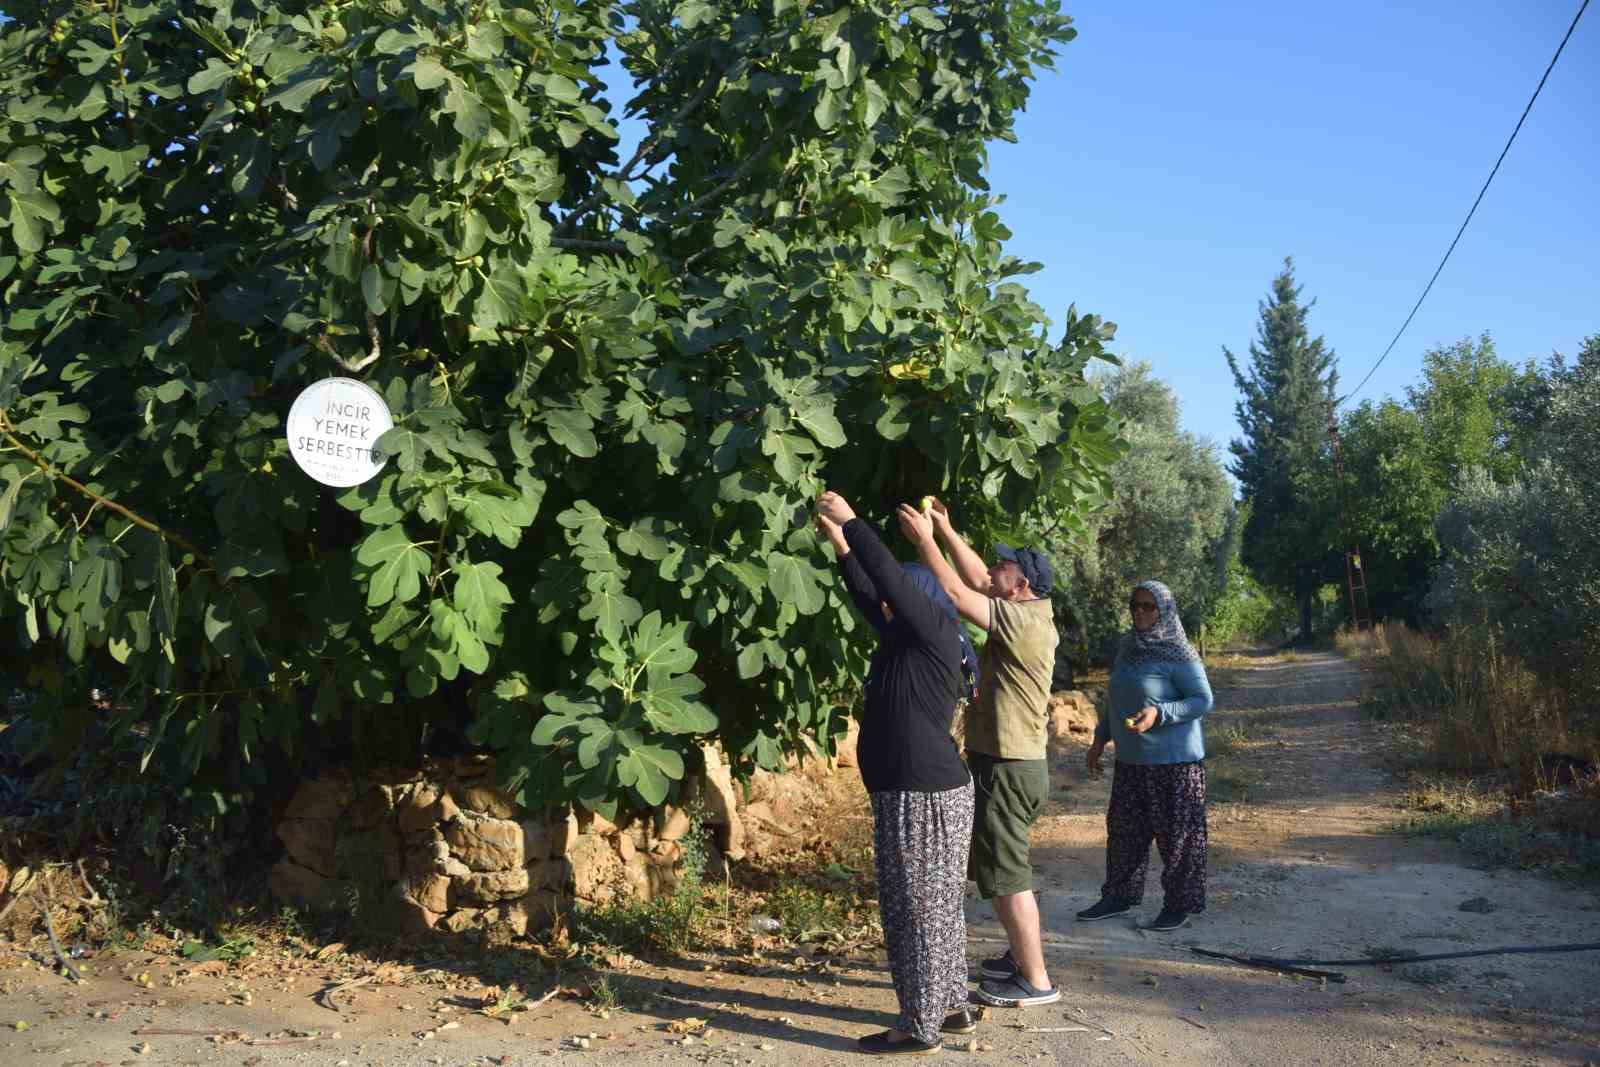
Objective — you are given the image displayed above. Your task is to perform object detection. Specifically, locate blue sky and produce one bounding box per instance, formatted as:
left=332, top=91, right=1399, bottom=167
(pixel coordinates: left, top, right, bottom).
left=984, top=0, right=1598, bottom=452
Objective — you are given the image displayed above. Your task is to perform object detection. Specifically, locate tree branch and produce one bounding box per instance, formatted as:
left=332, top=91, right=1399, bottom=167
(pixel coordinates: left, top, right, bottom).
left=670, top=116, right=802, bottom=228
left=0, top=413, right=214, bottom=571
left=314, top=322, right=382, bottom=374
left=355, top=312, right=383, bottom=372
left=550, top=236, right=631, bottom=255
left=555, top=61, right=725, bottom=238
left=40, top=883, right=83, bottom=984
left=550, top=111, right=800, bottom=267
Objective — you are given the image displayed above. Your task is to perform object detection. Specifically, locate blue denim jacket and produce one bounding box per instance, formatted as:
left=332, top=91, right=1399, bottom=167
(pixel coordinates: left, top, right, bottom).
left=1096, top=659, right=1214, bottom=764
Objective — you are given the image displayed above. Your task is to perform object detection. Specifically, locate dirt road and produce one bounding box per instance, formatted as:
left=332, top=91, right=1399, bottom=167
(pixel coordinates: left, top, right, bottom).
left=3, top=651, right=1598, bottom=1065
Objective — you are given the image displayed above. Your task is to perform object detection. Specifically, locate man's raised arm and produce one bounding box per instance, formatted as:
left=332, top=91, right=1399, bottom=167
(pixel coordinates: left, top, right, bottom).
left=928, top=499, right=990, bottom=594
left=898, top=504, right=991, bottom=631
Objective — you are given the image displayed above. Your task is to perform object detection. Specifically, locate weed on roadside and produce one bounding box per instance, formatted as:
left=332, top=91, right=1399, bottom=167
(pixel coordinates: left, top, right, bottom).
left=276, top=905, right=307, bottom=941
left=1206, top=723, right=1256, bottom=759
left=1350, top=624, right=1600, bottom=887
left=178, top=933, right=257, bottom=964
left=1207, top=760, right=1255, bottom=803
left=1390, top=778, right=1600, bottom=887
left=1245, top=708, right=1300, bottom=730
left=1347, top=624, right=1591, bottom=783
left=571, top=806, right=715, bottom=956
left=586, top=972, right=621, bottom=1011
left=1403, top=776, right=1501, bottom=815
left=765, top=883, right=857, bottom=943
left=1333, top=628, right=1386, bottom=660
left=479, top=985, right=526, bottom=1019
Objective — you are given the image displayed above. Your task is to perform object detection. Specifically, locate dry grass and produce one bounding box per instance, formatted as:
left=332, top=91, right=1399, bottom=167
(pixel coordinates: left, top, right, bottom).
left=1343, top=623, right=1593, bottom=786
left=1205, top=722, right=1258, bottom=760
left=1391, top=775, right=1600, bottom=886
left=1347, top=624, right=1600, bottom=885
left=1403, top=776, right=1503, bottom=819
left=1204, top=648, right=1300, bottom=670
left=1332, top=626, right=1385, bottom=659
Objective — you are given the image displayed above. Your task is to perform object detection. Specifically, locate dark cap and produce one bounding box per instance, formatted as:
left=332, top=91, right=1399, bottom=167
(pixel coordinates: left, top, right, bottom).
left=995, top=544, right=1054, bottom=597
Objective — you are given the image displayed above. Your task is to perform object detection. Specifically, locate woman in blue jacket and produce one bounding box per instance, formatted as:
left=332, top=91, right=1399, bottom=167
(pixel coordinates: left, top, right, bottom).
left=1079, top=580, right=1214, bottom=931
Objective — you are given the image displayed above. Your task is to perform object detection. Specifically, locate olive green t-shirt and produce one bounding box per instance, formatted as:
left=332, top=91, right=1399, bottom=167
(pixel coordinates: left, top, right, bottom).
left=965, top=597, right=1058, bottom=760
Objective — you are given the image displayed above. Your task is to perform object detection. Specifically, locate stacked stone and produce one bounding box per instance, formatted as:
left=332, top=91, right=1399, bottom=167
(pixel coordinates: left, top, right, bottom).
left=265, top=738, right=869, bottom=937
left=269, top=753, right=738, bottom=937
left=1044, top=689, right=1104, bottom=752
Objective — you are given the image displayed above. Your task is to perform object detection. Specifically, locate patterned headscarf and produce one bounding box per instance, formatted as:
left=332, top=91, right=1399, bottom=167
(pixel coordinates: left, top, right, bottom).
left=1114, top=580, right=1201, bottom=670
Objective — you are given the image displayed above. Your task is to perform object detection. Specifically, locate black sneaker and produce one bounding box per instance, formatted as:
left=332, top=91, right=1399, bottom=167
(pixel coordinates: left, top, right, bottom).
left=1075, top=898, right=1133, bottom=922
left=1148, top=908, right=1189, bottom=931
left=973, top=974, right=1062, bottom=1008
left=858, top=1030, right=942, bottom=1055
left=941, top=1009, right=980, bottom=1035
left=979, top=949, right=1017, bottom=980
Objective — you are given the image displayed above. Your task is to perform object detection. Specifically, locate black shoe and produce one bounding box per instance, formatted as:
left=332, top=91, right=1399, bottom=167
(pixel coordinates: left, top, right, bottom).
left=1075, top=898, right=1133, bottom=922
left=1148, top=908, right=1190, bottom=931
left=973, top=974, right=1062, bottom=1008
left=858, top=1030, right=942, bottom=1055
left=979, top=949, right=1017, bottom=980
left=941, top=1009, right=980, bottom=1035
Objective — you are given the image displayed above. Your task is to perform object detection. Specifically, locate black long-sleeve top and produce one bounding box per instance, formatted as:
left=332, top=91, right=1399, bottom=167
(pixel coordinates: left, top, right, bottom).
left=838, top=518, right=971, bottom=794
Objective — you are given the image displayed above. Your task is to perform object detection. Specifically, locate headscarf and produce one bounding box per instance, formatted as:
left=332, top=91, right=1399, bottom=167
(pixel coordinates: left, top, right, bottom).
left=1114, top=579, right=1201, bottom=670
left=867, top=563, right=979, bottom=700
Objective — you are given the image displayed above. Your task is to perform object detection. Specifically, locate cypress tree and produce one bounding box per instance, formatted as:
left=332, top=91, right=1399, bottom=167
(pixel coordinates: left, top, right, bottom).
left=1225, top=258, right=1341, bottom=641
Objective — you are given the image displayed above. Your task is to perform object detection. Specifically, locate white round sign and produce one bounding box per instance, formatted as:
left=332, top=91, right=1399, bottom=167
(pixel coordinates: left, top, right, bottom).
left=285, top=377, right=394, bottom=487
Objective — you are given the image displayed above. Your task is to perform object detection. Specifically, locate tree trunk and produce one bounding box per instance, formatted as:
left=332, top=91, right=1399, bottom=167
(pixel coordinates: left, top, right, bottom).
left=1297, top=586, right=1313, bottom=644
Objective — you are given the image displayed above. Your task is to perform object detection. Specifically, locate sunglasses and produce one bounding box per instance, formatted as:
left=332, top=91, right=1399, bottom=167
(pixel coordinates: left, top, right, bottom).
left=1129, top=600, right=1159, bottom=613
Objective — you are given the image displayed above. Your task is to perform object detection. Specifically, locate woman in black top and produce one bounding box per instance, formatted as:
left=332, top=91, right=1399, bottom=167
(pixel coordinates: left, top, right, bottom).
left=816, top=492, right=977, bottom=1056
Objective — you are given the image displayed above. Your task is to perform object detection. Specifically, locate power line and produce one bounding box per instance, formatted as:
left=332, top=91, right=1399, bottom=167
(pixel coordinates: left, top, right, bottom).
left=1340, top=0, right=1590, bottom=407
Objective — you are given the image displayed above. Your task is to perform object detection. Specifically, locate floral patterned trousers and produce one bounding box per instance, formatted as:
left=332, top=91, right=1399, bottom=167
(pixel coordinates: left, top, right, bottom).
left=871, top=779, right=974, bottom=1043
left=1101, top=761, right=1208, bottom=914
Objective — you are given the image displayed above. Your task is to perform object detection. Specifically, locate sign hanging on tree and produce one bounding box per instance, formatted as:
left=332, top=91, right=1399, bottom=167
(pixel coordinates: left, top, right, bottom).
left=284, top=377, right=393, bottom=487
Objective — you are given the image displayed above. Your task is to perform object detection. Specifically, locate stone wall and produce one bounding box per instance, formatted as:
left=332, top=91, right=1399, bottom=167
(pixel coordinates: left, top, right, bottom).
left=268, top=696, right=1095, bottom=939
left=267, top=744, right=803, bottom=937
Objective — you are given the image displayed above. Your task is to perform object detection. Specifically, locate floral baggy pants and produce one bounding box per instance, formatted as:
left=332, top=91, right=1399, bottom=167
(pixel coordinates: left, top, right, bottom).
left=871, top=779, right=975, bottom=1043
left=1101, top=761, right=1207, bottom=914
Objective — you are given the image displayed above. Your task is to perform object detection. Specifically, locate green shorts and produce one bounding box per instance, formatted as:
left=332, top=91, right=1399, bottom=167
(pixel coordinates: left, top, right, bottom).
left=968, top=753, right=1048, bottom=899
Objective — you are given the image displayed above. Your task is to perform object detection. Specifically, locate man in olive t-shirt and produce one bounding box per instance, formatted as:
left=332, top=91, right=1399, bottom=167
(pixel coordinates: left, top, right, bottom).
left=967, top=592, right=1057, bottom=760
left=897, top=501, right=1061, bottom=1009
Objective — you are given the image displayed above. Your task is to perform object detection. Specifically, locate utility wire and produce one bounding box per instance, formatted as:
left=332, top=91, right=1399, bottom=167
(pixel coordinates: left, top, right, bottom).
left=1340, top=0, right=1590, bottom=406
